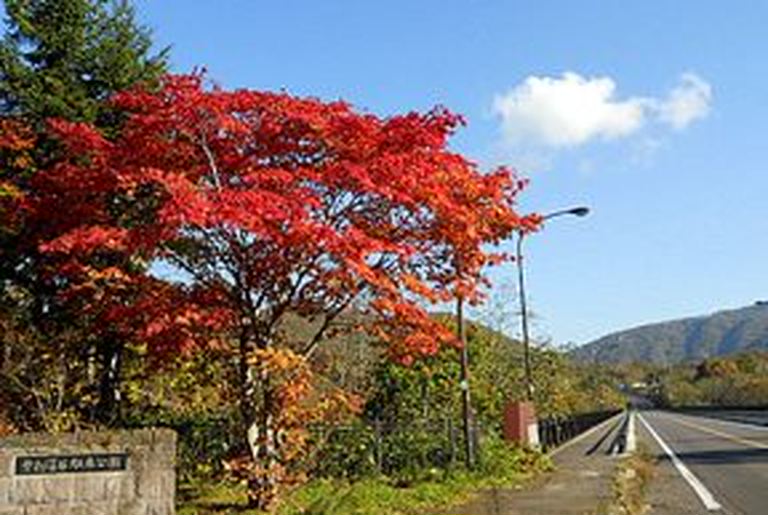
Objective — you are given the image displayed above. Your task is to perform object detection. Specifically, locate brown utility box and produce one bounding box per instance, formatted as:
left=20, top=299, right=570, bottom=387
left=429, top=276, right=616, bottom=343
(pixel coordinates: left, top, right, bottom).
left=502, top=401, right=540, bottom=446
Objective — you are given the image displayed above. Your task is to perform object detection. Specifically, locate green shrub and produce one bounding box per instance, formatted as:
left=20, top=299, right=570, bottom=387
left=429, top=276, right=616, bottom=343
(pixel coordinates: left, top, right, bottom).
left=379, top=426, right=453, bottom=485
left=476, top=432, right=549, bottom=485
left=310, top=422, right=378, bottom=480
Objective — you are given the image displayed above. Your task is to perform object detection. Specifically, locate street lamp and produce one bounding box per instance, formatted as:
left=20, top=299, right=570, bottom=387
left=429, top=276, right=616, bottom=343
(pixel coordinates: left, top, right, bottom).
left=516, top=206, right=589, bottom=401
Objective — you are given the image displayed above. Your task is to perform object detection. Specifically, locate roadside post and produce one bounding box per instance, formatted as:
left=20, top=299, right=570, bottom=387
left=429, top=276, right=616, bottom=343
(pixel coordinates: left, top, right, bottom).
left=503, top=400, right=540, bottom=446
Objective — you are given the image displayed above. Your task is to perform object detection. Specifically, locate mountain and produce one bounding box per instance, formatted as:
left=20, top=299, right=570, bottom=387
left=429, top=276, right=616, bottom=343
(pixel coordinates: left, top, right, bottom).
left=572, top=302, right=768, bottom=365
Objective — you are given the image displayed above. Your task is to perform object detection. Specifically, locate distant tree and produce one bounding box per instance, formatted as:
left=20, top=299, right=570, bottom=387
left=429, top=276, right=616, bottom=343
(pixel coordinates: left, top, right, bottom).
left=695, top=357, right=738, bottom=380
left=657, top=351, right=768, bottom=407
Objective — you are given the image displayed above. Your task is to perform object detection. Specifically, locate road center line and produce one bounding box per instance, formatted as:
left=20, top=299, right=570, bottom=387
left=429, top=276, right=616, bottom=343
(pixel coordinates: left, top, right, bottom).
left=663, top=414, right=768, bottom=450
left=637, top=413, right=722, bottom=511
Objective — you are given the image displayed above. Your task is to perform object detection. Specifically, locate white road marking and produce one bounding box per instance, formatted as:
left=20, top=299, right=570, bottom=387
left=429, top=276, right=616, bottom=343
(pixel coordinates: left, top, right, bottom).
left=638, top=413, right=722, bottom=511
left=548, top=411, right=624, bottom=458
left=624, top=410, right=637, bottom=454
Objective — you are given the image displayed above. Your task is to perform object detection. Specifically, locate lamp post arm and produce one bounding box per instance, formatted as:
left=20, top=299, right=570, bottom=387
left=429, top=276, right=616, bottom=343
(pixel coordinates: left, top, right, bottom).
left=541, top=206, right=590, bottom=222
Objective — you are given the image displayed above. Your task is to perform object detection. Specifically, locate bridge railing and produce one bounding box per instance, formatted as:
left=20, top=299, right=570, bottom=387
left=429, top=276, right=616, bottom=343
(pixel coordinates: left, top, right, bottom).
left=538, top=410, right=621, bottom=451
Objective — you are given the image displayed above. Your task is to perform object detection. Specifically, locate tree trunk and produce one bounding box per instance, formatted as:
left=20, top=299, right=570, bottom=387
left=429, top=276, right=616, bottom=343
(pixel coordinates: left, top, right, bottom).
left=246, top=370, right=278, bottom=510
left=95, top=333, right=123, bottom=426
left=238, top=333, right=279, bottom=511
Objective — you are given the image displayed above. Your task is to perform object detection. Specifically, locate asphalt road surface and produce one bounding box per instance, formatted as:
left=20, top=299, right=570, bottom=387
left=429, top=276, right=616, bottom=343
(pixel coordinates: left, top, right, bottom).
left=637, top=410, right=768, bottom=515
left=677, top=409, right=768, bottom=427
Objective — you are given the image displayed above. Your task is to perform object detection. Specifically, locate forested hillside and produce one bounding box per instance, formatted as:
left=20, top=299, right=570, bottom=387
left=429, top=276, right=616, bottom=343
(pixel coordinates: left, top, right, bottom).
left=653, top=351, right=768, bottom=407
left=572, top=302, right=768, bottom=364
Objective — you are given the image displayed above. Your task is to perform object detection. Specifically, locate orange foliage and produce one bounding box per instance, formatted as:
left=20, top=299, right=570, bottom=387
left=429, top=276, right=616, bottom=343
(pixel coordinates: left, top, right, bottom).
left=0, top=118, right=35, bottom=171
left=225, top=348, right=357, bottom=508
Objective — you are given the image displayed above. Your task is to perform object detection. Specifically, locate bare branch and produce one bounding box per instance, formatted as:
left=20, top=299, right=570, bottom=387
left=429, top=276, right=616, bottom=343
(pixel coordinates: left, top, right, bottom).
left=199, top=133, right=223, bottom=191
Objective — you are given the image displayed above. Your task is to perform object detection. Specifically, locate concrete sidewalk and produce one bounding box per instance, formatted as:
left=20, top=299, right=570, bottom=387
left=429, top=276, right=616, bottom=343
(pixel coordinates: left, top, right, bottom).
left=441, top=412, right=626, bottom=515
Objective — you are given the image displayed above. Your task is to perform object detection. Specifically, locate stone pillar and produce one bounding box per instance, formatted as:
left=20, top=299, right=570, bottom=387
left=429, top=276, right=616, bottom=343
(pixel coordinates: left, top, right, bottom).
left=0, top=428, right=176, bottom=515
left=502, top=401, right=540, bottom=447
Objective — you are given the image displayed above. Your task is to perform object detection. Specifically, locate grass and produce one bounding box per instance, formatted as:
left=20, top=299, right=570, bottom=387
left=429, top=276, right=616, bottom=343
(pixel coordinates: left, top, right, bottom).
left=605, top=445, right=656, bottom=515
left=177, top=457, right=549, bottom=515
left=280, top=475, right=479, bottom=515
left=177, top=479, right=250, bottom=515
left=178, top=472, right=521, bottom=515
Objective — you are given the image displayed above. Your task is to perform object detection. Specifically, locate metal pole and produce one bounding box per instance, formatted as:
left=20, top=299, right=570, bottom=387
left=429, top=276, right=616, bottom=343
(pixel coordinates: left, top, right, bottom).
left=515, top=206, right=589, bottom=402
left=516, top=231, right=534, bottom=401
left=456, top=294, right=476, bottom=469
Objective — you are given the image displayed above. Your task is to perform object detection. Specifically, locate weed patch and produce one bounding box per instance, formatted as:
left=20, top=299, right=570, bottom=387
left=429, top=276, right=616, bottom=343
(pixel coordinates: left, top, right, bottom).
left=606, top=446, right=655, bottom=515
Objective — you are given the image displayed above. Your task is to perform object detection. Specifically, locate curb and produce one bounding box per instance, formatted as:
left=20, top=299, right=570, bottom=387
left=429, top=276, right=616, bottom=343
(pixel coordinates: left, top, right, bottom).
left=609, top=410, right=637, bottom=457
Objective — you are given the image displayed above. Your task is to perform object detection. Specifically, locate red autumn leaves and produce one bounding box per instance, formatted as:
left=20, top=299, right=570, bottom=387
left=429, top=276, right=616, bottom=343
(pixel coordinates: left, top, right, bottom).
left=17, top=73, right=536, bottom=362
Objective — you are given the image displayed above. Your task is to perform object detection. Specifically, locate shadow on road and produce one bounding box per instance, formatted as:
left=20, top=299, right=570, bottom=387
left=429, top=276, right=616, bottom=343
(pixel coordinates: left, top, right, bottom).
left=656, top=447, right=768, bottom=466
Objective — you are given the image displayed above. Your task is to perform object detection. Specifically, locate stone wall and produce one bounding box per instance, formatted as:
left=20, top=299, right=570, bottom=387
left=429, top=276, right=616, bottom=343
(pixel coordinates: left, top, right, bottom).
left=0, top=428, right=176, bottom=515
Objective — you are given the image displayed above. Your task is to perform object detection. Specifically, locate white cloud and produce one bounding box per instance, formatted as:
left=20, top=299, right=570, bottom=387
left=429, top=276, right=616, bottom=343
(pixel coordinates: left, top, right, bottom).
left=492, top=72, right=647, bottom=147
left=656, top=73, right=712, bottom=130
left=492, top=72, right=712, bottom=149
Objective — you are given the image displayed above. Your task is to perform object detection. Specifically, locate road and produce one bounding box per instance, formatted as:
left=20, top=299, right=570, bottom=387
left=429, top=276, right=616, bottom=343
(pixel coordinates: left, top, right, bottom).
left=637, top=410, right=768, bottom=515
left=671, top=408, right=768, bottom=427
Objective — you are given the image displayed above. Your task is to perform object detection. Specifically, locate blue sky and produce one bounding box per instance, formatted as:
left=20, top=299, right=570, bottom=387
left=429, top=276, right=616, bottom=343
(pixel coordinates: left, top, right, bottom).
left=120, top=2, right=768, bottom=343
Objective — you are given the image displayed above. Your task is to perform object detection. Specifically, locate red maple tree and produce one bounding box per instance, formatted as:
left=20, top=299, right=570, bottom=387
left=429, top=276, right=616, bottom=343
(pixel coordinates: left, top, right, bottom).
left=33, top=74, right=537, bottom=507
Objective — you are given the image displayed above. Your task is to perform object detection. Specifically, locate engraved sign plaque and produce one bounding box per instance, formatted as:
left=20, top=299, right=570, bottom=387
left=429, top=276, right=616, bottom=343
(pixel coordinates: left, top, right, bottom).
left=14, top=453, right=128, bottom=475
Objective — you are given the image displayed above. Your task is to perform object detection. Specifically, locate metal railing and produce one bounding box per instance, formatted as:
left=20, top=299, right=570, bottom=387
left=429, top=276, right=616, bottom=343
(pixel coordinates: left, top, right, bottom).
left=538, top=410, right=621, bottom=451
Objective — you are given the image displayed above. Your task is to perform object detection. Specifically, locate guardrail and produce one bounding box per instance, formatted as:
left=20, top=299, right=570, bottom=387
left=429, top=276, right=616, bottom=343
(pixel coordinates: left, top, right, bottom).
left=538, top=410, right=621, bottom=451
